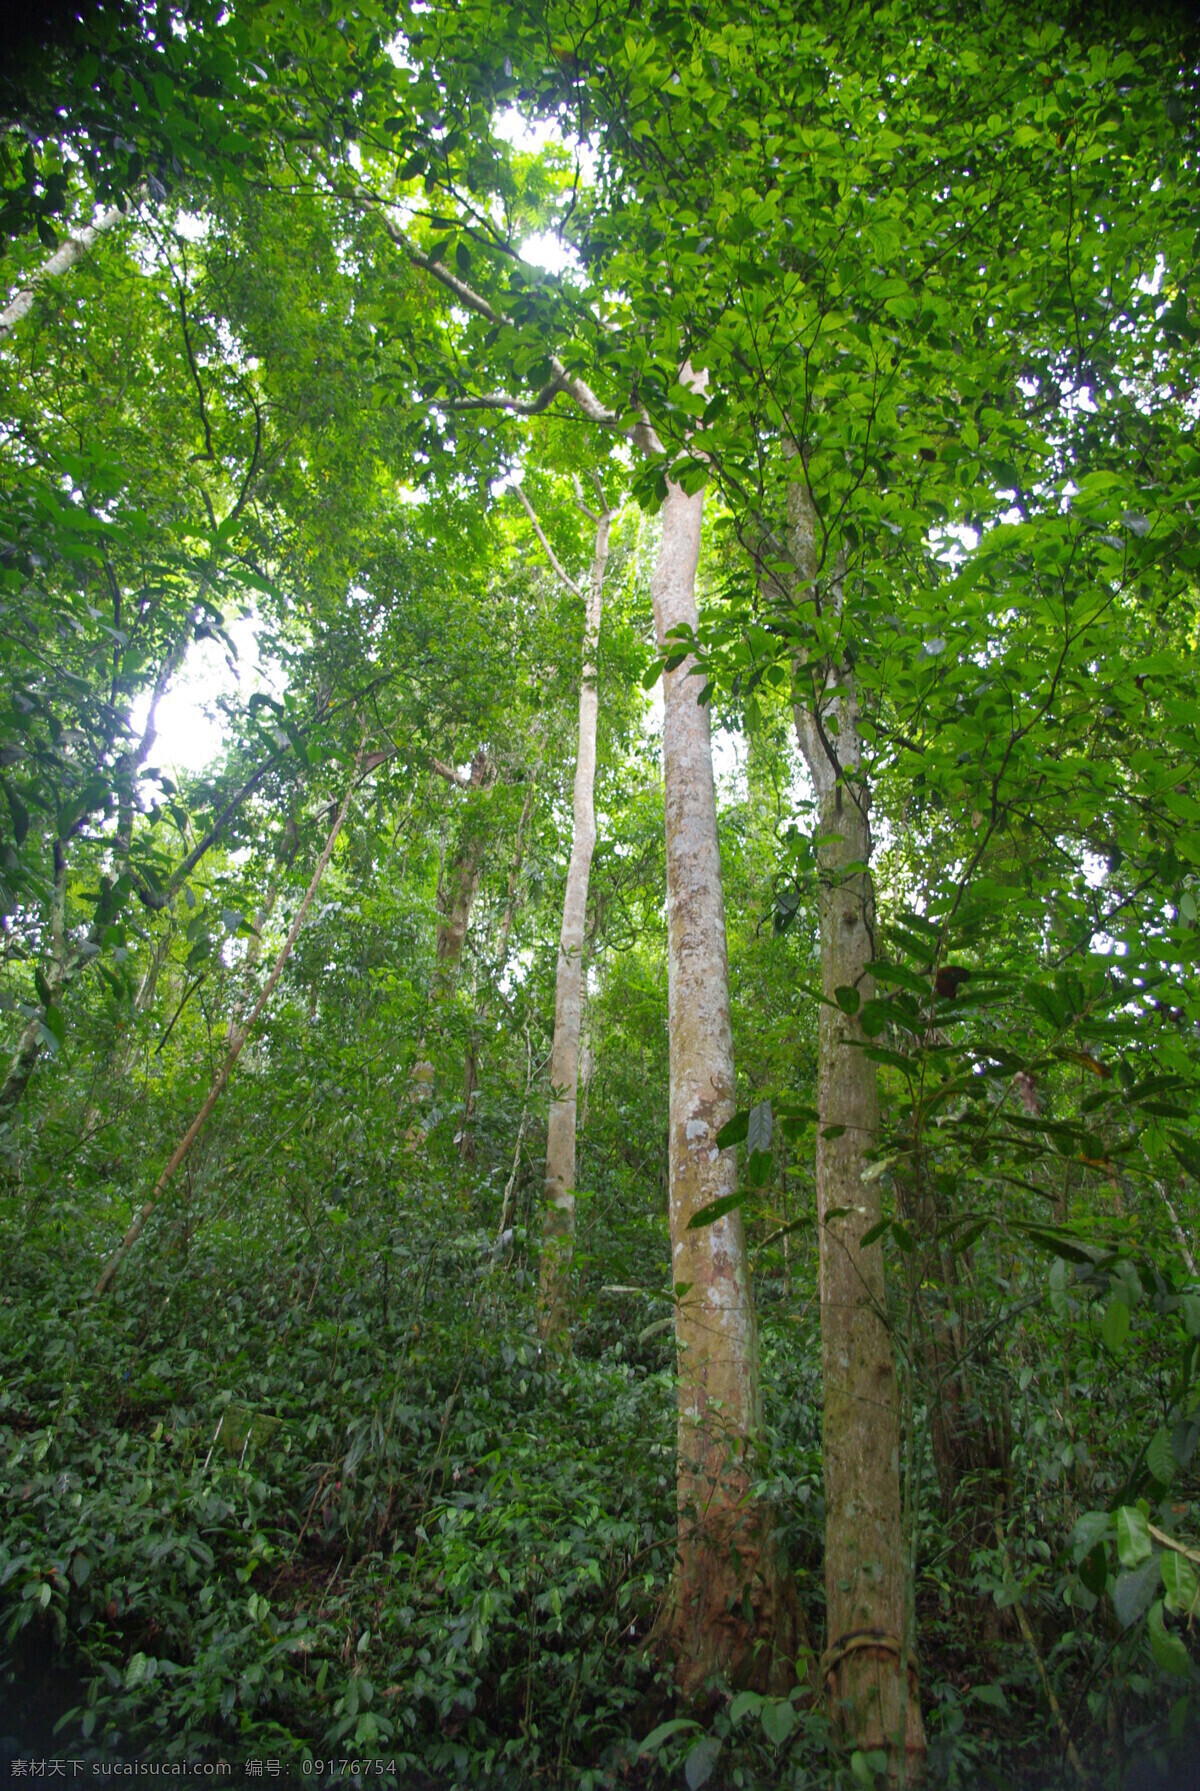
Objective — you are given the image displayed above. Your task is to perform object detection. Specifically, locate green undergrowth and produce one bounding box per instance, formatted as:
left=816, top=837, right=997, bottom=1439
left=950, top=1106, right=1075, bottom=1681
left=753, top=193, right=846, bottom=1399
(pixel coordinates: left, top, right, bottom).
left=4, top=1185, right=1197, bottom=1790
left=0, top=1198, right=834, bottom=1787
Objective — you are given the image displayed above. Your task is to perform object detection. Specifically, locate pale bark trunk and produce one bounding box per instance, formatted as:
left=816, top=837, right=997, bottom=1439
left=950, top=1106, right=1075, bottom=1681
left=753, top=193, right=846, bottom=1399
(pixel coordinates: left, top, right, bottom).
left=93, top=749, right=362, bottom=1296
left=460, top=766, right=539, bottom=1160
left=538, top=501, right=611, bottom=1340
left=0, top=201, right=132, bottom=339
left=223, top=817, right=299, bottom=1048
left=787, top=476, right=925, bottom=1779
left=0, top=847, right=69, bottom=1126
left=651, top=457, right=799, bottom=1696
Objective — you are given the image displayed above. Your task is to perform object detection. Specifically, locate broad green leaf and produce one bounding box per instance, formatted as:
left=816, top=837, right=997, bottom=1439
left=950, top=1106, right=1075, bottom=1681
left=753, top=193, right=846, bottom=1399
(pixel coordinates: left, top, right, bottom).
left=1117, top=1506, right=1152, bottom=1569
left=1161, top=1550, right=1199, bottom=1618
left=686, top=1191, right=748, bottom=1230
left=715, top=1110, right=749, bottom=1149
left=1102, top=1298, right=1130, bottom=1353
left=638, top=1718, right=701, bottom=1755
left=729, top=1691, right=764, bottom=1724
left=759, top=1698, right=795, bottom=1746
left=1071, top=1510, right=1112, bottom=1563
left=1147, top=1600, right=1193, bottom=1678
left=684, top=1737, right=722, bottom=1790
left=1113, top=1556, right=1160, bottom=1627
left=746, top=1099, right=773, bottom=1157
left=1147, top=1428, right=1176, bottom=1486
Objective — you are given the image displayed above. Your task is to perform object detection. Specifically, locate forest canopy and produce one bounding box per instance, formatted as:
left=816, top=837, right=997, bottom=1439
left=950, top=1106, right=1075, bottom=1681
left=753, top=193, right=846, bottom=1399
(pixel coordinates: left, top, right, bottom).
left=1, top=1, right=1198, bottom=1788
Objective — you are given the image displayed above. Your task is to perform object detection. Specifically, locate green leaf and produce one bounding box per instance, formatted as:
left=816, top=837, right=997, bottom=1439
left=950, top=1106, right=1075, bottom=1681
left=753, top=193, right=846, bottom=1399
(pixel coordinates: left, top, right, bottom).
left=859, top=999, right=888, bottom=1038
left=746, top=1099, right=773, bottom=1157
left=687, top=1192, right=748, bottom=1230
left=638, top=1718, right=701, bottom=1756
left=715, top=1110, right=749, bottom=1149
left=1147, top=1600, right=1193, bottom=1678
left=1071, top=1510, right=1112, bottom=1563
left=1147, top=1428, right=1176, bottom=1487
left=1113, top=1556, right=1160, bottom=1627
left=835, top=984, right=861, bottom=1015
left=1102, top=1298, right=1130, bottom=1354
left=685, top=1737, right=722, bottom=1790
left=1117, top=1506, right=1152, bottom=1569
left=870, top=959, right=929, bottom=997
left=729, top=1691, right=764, bottom=1724
left=759, top=1698, right=795, bottom=1747
left=972, top=1681, right=1009, bottom=1712
left=1161, top=1549, right=1200, bottom=1618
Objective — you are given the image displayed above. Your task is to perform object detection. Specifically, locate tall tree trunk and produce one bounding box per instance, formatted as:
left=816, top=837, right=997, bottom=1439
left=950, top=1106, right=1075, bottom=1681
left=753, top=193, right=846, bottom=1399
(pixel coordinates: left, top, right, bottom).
left=0, top=845, right=69, bottom=1127
left=651, top=456, right=799, bottom=1698
left=537, top=494, right=612, bottom=1341
left=225, top=815, right=300, bottom=1047
left=787, top=476, right=926, bottom=1780
left=460, top=765, right=539, bottom=1161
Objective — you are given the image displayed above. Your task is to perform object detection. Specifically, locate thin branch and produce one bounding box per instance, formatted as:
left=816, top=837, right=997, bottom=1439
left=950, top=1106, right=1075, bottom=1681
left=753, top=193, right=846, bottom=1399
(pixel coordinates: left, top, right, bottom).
left=363, top=195, right=664, bottom=456
left=515, top=485, right=583, bottom=597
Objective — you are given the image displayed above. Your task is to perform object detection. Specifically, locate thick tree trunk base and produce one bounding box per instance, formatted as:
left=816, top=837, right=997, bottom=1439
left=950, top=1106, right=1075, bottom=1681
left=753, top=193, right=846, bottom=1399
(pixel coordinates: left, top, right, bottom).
left=652, top=1502, right=809, bottom=1700
left=823, top=1634, right=925, bottom=1784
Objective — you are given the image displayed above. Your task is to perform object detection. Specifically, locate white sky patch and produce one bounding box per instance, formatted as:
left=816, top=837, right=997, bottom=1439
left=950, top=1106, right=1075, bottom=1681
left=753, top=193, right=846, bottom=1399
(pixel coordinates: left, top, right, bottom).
left=492, top=106, right=595, bottom=280
left=518, top=230, right=580, bottom=278
left=132, top=614, right=284, bottom=778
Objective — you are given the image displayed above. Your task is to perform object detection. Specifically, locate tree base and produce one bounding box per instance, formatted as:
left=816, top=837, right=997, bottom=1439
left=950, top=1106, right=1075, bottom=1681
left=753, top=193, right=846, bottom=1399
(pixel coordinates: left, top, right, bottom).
left=822, top=1630, right=926, bottom=1784
left=652, top=1510, right=810, bottom=1702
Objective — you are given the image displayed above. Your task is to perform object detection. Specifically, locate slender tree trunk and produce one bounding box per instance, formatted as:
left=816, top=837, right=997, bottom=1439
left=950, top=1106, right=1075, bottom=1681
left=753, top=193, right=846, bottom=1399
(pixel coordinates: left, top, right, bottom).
left=224, top=816, right=300, bottom=1047
left=651, top=456, right=800, bottom=1697
left=787, top=476, right=926, bottom=1779
left=93, top=748, right=362, bottom=1296
left=460, top=765, right=539, bottom=1160
left=538, top=499, right=612, bottom=1341
left=0, top=200, right=132, bottom=339
left=0, top=846, right=69, bottom=1126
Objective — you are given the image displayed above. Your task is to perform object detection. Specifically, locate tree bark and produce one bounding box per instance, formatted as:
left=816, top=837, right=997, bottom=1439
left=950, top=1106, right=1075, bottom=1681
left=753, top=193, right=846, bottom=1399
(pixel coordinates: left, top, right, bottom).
left=0, top=201, right=132, bottom=339
left=460, top=764, right=539, bottom=1160
left=651, top=448, right=800, bottom=1698
left=787, top=475, right=926, bottom=1780
left=536, top=489, right=613, bottom=1341
left=0, top=845, right=69, bottom=1128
